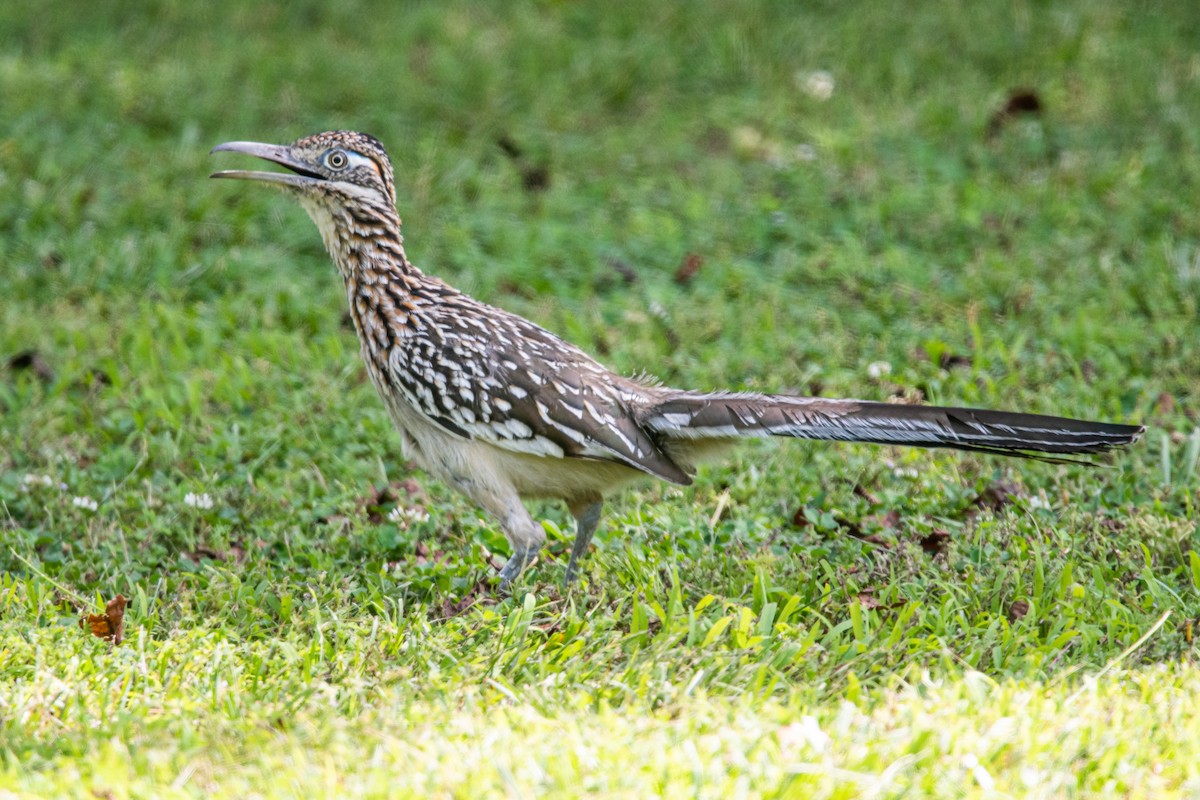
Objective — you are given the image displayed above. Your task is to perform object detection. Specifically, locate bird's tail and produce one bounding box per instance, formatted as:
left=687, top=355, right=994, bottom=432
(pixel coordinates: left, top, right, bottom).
left=645, top=391, right=1143, bottom=461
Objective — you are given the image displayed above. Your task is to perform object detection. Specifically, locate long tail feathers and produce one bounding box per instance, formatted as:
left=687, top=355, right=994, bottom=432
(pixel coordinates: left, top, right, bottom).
left=646, top=392, right=1143, bottom=463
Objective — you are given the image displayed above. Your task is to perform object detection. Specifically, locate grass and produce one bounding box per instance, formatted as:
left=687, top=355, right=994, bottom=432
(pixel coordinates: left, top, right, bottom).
left=2, top=0, right=1199, bottom=796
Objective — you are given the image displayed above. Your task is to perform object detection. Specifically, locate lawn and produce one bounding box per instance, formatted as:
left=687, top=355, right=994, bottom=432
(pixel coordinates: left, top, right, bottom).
left=2, top=1, right=1199, bottom=796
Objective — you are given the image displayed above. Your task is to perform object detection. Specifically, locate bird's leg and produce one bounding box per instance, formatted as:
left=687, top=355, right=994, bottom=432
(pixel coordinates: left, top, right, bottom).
left=446, top=474, right=544, bottom=592
left=565, top=496, right=604, bottom=586
left=495, top=502, right=546, bottom=591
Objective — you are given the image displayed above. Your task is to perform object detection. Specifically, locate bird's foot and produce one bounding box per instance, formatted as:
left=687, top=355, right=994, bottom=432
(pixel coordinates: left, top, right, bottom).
left=497, top=546, right=538, bottom=594
left=563, top=499, right=602, bottom=590
left=562, top=552, right=586, bottom=589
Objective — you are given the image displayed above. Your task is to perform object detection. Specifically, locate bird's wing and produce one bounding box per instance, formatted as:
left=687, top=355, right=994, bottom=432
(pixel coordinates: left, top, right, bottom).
left=384, top=300, right=691, bottom=485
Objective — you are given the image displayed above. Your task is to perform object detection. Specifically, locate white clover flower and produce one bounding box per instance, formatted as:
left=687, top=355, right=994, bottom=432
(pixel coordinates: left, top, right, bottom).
left=21, top=474, right=54, bottom=490
left=1026, top=491, right=1050, bottom=510
left=72, top=496, right=98, bottom=512
left=184, top=492, right=214, bottom=510
left=387, top=505, right=430, bottom=525
left=866, top=361, right=892, bottom=379
left=799, top=70, right=835, bottom=101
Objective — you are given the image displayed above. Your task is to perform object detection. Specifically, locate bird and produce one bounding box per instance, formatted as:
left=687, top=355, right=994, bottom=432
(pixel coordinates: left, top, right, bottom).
left=211, top=131, right=1144, bottom=591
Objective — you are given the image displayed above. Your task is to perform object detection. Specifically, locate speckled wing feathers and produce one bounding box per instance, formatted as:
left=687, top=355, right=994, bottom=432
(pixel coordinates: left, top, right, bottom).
left=359, top=274, right=691, bottom=484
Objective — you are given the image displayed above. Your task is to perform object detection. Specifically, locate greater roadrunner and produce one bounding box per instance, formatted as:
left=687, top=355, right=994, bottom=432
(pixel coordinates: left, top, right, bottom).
left=212, top=131, right=1144, bottom=589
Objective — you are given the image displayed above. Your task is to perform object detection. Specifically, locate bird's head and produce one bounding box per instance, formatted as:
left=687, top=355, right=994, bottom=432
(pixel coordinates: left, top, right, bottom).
left=212, top=130, right=398, bottom=224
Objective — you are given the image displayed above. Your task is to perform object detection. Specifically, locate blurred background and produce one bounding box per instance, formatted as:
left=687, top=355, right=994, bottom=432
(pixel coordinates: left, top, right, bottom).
left=1, top=0, right=1198, bottom=583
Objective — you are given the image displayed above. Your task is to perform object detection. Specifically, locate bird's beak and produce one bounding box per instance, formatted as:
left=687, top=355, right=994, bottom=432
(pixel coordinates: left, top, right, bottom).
left=209, top=141, right=323, bottom=187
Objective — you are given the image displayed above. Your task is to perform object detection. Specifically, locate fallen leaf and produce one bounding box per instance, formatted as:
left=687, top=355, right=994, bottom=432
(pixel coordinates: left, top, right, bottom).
left=79, top=595, right=127, bottom=645
left=857, top=591, right=883, bottom=610
left=413, top=541, right=448, bottom=567
left=1100, top=517, right=1126, bottom=533
left=605, top=257, right=639, bottom=285
left=986, top=88, right=1044, bottom=138
left=919, top=529, right=952, bottom=556
left=1157, top=392, right=1176, bottom=416
left=186, top=545, right=224, bottom=563
left=970, top=480, right=1022, bottom=515
left=852, top=484, right=881, bottom=506
left=875, top=509, right=902, bottom=530
left=938, top=351, right=973, bottom=369
left=186, top=544, right=247, bottom=564
left=6, top=349, right=54, bottom=382
left=857, top=589, right=907, bottom=611
left=1008, top=600, right=1030, bottom=622
left=673, top=252, right=704, bottom=285
left=359, top=479, right=426, bottom=524
left=839, top=515, right=892, bottom=547
left=440, top=580, right=491, bottom=618
left=790, top=507, right=812, bottom=528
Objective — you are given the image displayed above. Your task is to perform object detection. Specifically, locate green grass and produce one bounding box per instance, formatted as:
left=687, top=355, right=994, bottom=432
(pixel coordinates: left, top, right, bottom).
left=2, top=0, right=1199, bottom=796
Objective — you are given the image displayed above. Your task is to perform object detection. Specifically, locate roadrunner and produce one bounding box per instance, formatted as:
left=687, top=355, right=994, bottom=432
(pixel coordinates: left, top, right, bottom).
left=212, top=131, right=1144, bottom=589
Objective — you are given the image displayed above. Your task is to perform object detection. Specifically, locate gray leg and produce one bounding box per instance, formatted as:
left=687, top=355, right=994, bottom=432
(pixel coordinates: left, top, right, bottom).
left=449, top=474, right=545, bottom=593
left=495, top=501, right=546, bottom=592
left=565, top=497, right=603, bottom=586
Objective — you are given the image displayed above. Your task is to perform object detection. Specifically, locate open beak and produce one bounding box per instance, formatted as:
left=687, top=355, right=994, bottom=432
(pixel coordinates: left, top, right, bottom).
left=210, top=141, right=323, bottom=187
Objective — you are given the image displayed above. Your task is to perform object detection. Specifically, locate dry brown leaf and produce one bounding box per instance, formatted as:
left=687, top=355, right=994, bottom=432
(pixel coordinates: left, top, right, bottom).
left=413, top=541, right=449, bottom=567
left=938, top=351, right=973, bottom=369
left=857, top=591, right=883, bottom=610
left=875, top=509, right=902, bottom=530
left=852, top=484, right=881, bottom=505
left=970, top=480, right=1022, bottom=515
left=986, top=88, right=1044, bottom=138
left=840, top=517, right=892, bottom=548
left=440, top=580, right=491, bottom=619
left=1008, top=600, right=1030, bottom=622
left=919, top=529, right=952, bottom=556
left=359, top=479, right=426, bottom=523
left=605, top=256, right=639, bottom=285
left=857, top=590, right=907, bottom=611
left=7, top=349, right=55, bottom=382
left=79, top=595, right=126, bottom=645
left=673, top=252, right=704, bottom=285
left=1157, top=392, right=1176, bottom=416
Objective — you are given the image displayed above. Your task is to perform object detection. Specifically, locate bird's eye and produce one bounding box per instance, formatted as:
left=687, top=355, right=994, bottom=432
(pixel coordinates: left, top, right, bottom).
left=325, top=150, right=349, bottom=170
